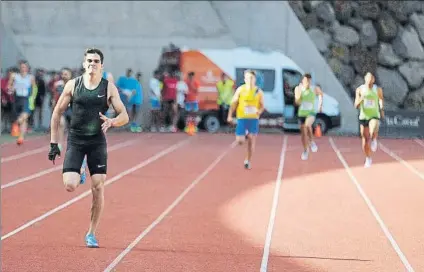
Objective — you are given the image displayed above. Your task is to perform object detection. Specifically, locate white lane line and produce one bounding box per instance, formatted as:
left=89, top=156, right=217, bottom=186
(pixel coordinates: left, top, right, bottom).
left=1, top=135, right=138, bottom=163
left=379, top=143, right=424, bottom=180
left=0, top=135, right=45, bottom=147
left=379, top=143, right=424, bottom=181
left=414, top=138, right=424, bottom=148
left=329, top=137, right=415, bottom=272
left=1, top=139, right=139, bottom=190
left=103, top=141, right=237, bottom=272
left=1, top=138, right=191, bottom=241
left=260, top=135, right=288, bottom=272
left=2, top=146, right=48, bottom=163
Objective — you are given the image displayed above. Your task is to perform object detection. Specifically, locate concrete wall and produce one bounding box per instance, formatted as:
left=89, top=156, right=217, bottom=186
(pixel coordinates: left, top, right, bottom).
left=0, top=21, right=25, bottom=73
left=2, top=1, right=357, bottom=132
left=1, top=1, right=236, bottom=126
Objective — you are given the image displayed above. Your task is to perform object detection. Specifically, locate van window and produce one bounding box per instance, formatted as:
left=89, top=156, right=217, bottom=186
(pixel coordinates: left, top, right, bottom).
left=235, top=68, right=275, bottom=93
left=282, top=69, right=302, bottom=105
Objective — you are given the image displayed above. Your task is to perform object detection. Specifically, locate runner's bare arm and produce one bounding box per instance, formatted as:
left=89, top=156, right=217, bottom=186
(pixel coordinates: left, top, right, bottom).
left=377, top=87, right=384, bottom=110
left=354, top=87, right=363, bottom=109
left=315, top=86, right=324, bottom=112
left=377, top=87, right=384, bottom=117
left=294, top=86, right=301, bottom=105
left=107, top=82, right=129, bottom=127
left=258, top=90, right=265, bottom=116
left=227, top=87, right=241, bottom=119
left=50, top=79, right=74, bottom=143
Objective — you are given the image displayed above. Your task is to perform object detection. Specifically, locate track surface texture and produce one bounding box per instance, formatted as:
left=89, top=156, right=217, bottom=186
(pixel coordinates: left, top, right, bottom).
left=1, top=132, right=423, bottom=272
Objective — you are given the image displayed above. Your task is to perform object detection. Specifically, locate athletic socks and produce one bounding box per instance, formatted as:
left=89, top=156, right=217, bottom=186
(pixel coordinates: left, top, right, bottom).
left=370, top=139, right=378, bottom=152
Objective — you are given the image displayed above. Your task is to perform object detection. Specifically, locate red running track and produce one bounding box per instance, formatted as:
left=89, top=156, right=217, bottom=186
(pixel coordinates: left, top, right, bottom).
left=2, top=133, right=424, bottom=272
left=1, top=133, right=140, bottom=185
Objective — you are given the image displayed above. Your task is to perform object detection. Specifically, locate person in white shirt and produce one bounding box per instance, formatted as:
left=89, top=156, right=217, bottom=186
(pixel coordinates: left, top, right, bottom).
left=175, top=72, right=188, bottom=131
left=176, top=73, right=188, bottom=108
left=149, top=70, right=164, bottom=132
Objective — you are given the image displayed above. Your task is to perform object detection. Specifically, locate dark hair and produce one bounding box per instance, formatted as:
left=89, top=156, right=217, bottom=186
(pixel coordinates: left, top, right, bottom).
left=61, top=67, right=73, bottom=75
left=188, top=71, right=195, bottom=77
left=244, top=69, right=256, bottom=76
left=303, top=73, right=312, bottom=79
left=84, top=48, right=104, bottom=64
left=18, top=60, right=28, bottom=65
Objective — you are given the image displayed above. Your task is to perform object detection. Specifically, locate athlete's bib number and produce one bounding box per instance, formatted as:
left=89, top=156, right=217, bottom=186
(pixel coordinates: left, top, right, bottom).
left=300, top=102, right=314, bottom=111
left=364, top=99, right=376, bottom=109
left=244, top=106, right=257, bottom=115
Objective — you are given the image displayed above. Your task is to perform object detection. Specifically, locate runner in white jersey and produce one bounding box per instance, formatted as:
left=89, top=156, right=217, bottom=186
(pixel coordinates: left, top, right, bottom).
left=7, top=60, right=37, bottom=145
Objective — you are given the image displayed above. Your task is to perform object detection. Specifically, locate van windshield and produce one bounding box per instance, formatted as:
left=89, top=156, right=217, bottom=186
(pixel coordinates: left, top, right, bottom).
left=235, top=68, right=275, bottom=92
left=282, top=69, right=302, bottom=105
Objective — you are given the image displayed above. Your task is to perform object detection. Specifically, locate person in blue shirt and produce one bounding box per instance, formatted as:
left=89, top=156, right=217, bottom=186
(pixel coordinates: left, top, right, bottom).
left=116, top=68, right=143, bottom=132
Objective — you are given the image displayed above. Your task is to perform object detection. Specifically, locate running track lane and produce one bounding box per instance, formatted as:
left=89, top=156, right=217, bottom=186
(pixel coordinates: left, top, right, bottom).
left=265, top=135, right=407, bottom=272
left=1, top=134, right=234, bottom=272
left=332, top=136, right=424, bottom=271
left=0, top=131, right=133, bottom=158
left=104, top=135, right=286, bottom=272
left=1, top=134, right=49, bottom=155
left=1, top=133, right=140, bottom=185
left=1, top=133, right=188, bottom=236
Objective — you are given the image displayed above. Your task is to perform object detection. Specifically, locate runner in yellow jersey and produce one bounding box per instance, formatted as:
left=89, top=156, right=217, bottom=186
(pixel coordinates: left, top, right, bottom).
left=227, top=69, right=264, bottom=169
left=295, top=73, right=323, bottom=160
left=354, top=72, right=384, bottom=168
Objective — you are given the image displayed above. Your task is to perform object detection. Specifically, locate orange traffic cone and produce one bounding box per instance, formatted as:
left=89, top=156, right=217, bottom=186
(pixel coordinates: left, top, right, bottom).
left=11, top=122, right=20, bottom=137
left=186, top=123, right=196, bottom=136
left=314, top=124, right=322, bottom=138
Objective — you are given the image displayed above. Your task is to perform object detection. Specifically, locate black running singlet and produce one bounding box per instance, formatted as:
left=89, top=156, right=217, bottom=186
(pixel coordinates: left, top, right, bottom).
left=69, top=76, right=109, bottom=136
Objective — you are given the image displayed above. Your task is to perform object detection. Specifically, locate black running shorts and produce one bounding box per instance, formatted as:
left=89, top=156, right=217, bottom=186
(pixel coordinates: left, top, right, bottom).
left=62, top=132, right=108, bottom=176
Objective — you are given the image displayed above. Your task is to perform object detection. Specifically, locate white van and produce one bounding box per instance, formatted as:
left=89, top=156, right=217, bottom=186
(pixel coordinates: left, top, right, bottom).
left=157, top=46, right=341, bottom=133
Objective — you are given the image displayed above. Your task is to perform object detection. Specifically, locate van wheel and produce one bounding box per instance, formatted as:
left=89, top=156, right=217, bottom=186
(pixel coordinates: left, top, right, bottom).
left=314, top=116, right=329, bottom=134
left=203, top=115, right=220, bottom=133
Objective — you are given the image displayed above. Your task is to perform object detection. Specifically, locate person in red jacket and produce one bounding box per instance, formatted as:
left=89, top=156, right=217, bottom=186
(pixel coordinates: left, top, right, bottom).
left=162, top=71, right=179, bottom=132
left=184, top=72, right=199, bottom=133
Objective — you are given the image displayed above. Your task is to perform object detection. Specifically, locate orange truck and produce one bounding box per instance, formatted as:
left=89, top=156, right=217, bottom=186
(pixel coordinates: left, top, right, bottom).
left=156, top=45, right=341, bottom=134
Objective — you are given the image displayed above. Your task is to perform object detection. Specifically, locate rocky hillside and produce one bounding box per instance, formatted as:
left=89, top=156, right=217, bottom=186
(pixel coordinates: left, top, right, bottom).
left=289, top=0, right=424, bottom=111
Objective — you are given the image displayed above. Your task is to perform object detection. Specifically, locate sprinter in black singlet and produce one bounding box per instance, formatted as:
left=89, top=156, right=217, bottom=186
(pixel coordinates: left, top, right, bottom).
left=48, top=48, right=129, bottom=248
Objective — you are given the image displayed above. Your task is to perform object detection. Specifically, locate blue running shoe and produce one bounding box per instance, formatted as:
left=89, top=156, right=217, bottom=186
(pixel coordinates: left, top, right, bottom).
left=85, top=233, right=99, bottom=248
left=80, top=157, right=87, bottom=184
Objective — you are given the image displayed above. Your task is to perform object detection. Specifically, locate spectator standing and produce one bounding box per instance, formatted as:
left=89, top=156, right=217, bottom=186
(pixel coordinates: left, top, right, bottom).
left=162, top=71, right=179, bottom=132
left=216, top=73, right=235, bottom=131
left=1, top=68, right=15, bottom=133
left=149, top=70, right=165, bottom=132
left=32, top=68, right=47, bottom=131
left=116, top=68, right=143, bottom=132
left=183, top=72, right=199, bottom=133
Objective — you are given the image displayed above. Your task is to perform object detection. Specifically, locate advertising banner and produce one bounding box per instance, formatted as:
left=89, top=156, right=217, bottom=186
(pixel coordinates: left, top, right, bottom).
left=379, top=110, right=424, bottom=138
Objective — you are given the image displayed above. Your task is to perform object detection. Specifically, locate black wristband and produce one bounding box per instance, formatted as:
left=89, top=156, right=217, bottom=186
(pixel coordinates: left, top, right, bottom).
left=50, top=143, right=58, bottom=148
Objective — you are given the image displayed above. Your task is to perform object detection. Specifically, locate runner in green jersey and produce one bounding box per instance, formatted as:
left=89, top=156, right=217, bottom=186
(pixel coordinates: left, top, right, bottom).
left=354, top=72, right=384, bottom=168
left=294, top=73, right=323, bottom=160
